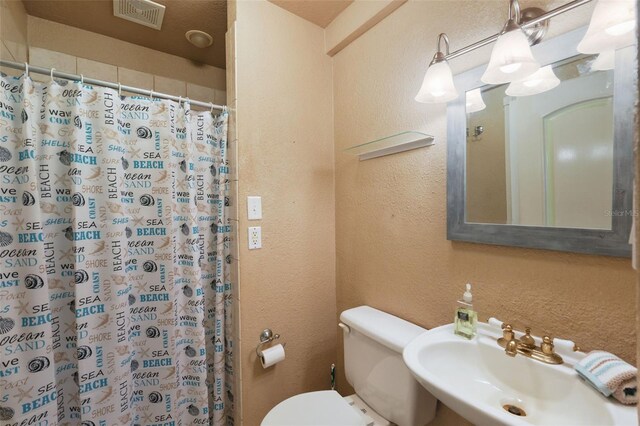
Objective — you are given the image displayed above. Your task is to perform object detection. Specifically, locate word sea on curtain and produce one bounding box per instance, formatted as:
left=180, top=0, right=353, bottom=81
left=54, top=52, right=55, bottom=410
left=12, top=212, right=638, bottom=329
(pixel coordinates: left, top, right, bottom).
left=0, top=73, right=234, bottom=426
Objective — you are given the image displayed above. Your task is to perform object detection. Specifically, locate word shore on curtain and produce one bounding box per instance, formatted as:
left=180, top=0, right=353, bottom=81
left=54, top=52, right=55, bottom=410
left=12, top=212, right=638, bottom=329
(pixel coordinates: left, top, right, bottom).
left=0, top=73, right=234, bottom=426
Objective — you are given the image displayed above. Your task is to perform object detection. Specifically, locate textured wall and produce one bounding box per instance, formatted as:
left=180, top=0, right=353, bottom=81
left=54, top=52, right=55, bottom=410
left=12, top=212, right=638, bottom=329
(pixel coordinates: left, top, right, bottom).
left=333, top=0, right=636, bottom=423
left=27, top=16, right=226, bottom=91
left=0, top=0, right=28, bottom=69
left=235, top=1, right=336, bottom=424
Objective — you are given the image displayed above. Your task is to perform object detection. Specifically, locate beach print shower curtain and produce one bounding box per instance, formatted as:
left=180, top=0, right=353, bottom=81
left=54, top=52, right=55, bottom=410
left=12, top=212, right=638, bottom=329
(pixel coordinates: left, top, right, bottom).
left=0, top=73, right=234, bottom=425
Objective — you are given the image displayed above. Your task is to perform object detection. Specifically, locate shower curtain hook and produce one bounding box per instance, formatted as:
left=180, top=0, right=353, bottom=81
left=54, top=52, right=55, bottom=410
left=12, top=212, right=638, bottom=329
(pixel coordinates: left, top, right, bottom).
left=210, top=103, right=215, bottom=113
left=50, top=68, right=56, bottom=82
left=80, top=74, right=84, bottom=84
left=178, top=96, right=183, bottom=106
left=149, top=89, right=154, bottom=100
left=24, top=62, right=29, bottom=77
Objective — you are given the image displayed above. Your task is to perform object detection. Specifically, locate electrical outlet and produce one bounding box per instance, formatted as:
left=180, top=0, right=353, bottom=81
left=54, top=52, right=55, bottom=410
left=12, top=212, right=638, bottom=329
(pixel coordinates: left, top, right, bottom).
left=248, top=196, right=262, bottom=220
left=248, top=226, right=261, bottom=249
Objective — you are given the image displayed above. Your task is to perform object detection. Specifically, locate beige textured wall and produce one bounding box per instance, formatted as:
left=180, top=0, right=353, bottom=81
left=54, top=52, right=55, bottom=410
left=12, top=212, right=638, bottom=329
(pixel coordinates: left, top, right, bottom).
left=0, top=0, right=28, bottom=71
left=333, top=0, right=636, bottom=422
left=235, top=0, right=336, bottom=425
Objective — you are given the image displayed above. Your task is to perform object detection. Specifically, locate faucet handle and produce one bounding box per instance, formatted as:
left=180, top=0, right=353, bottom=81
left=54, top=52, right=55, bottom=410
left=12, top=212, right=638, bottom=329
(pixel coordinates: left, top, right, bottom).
left=541, top=336, right=554, bottom=354
left=502, top=324, right=515, bottom=340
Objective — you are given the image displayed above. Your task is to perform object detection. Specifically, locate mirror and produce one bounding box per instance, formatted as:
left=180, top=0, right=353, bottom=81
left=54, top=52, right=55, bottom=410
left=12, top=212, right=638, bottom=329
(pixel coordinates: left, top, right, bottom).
left=447, top=27, right=634, bottom=257
left=466, top=54, right=614, bottom=229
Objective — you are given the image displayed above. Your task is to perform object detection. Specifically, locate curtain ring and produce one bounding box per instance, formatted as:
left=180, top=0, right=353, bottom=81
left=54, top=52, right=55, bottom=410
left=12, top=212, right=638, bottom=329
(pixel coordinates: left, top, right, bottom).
left=118, top=83, right=122, bottom=97
left=50, top=68, right=56, bottom=82
left=178, top=96, right=183, bottom=106
left=24, top=62, right=29, bottom=77
left=149, top=89, right=154, bottom=100
left=210, top=103, right=215, bottom=113
left=80, top=74, right=84, bottom=84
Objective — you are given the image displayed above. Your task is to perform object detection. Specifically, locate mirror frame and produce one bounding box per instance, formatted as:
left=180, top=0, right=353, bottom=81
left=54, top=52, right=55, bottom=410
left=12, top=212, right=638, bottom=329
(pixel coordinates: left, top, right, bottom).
left=446, top=27, right=635, bottom=257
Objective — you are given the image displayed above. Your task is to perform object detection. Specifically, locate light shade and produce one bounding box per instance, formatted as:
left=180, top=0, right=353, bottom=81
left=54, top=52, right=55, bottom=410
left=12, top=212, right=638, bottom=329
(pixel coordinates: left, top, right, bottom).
left=481, top=29, right=540, bottom=84
left=577, top=0, right=636, bottom=53
left=505, top=65, right=560, bottom=97
left=465, top=88, right=486, bottom=113
left=415, top=60, right=458, bottom=103
left=592, top=50, right=616, bottom=71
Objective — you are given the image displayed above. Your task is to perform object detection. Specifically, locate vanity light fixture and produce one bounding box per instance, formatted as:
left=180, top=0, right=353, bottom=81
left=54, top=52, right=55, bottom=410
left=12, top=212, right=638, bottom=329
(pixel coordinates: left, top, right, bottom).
left=465, top=88, right=486, bottom=113
left=415, top=33, right=458, bottom=103
left=577, top=0, right=636, bottom=54
left=505, top=65, right=560, bottom=96
left=481, top=0, right=540, bottom=84
left=591, top=50, right=616, bottom=71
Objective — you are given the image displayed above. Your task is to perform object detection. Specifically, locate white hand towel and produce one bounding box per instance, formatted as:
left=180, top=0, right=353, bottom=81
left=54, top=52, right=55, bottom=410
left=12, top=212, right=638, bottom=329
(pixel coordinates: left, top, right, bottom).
left=575, top=350, right=637, bottom=405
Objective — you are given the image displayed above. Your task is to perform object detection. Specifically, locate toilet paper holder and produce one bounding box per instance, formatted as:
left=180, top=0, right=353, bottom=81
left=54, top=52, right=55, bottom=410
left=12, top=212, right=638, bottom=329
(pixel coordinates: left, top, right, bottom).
left=256, top=328, right=286, bottom=356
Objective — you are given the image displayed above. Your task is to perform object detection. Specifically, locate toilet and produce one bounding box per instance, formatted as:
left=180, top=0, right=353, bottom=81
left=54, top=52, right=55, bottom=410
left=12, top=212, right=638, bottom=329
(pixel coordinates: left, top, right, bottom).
left=262, top=306, right=437, bottom=426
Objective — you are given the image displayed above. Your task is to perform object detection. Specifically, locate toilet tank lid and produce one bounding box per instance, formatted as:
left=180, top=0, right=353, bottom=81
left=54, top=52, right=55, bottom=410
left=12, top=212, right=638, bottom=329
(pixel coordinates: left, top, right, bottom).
left=340, top=306, right=427, bottom=353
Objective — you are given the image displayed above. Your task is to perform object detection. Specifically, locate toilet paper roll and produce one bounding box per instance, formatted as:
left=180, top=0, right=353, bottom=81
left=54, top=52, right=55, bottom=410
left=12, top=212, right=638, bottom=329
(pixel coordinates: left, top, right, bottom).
left=260, top=344, right=285, bottom=369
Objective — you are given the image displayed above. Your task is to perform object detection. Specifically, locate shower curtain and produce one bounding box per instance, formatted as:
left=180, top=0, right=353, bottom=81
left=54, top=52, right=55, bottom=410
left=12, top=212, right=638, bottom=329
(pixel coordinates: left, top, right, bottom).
left=0, top=73, right=234, bottom=425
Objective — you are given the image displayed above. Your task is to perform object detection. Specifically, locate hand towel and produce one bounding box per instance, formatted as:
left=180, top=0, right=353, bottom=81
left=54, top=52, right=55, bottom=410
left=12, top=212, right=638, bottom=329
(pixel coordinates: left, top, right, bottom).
left=575, top=350, right=637, bottom=405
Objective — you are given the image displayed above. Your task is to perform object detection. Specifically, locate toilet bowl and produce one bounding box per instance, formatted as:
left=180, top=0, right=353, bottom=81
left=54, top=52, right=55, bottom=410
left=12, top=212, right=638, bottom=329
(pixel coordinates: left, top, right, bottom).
left=261, top=306, right=437, bottom=426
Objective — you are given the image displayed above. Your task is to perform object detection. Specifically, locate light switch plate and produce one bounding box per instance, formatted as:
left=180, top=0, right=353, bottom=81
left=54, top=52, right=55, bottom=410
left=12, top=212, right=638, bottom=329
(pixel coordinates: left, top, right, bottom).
left=248, top=196, right=262, bottom=220
left=248, top=226, right=261, bottom=249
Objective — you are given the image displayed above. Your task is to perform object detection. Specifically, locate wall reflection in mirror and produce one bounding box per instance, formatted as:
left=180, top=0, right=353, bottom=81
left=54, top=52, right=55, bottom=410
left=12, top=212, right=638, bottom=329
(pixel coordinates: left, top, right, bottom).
left=465, top=54, right=614, bottom=230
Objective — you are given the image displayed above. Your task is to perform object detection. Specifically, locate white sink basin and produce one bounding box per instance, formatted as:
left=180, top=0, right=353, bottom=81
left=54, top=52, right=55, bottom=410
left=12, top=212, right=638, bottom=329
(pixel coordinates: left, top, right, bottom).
left=403, top=323, right=637, bottom=426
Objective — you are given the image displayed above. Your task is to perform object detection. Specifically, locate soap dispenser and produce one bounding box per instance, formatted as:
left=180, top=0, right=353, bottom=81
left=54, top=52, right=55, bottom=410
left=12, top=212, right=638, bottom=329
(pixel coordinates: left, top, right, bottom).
left=454, top=283, right=477, bottom=339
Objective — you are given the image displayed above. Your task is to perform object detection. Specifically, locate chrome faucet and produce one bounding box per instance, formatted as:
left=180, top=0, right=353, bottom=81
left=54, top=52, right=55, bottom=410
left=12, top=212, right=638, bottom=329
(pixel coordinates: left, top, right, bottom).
left=498, top=324, right=563, bottom=365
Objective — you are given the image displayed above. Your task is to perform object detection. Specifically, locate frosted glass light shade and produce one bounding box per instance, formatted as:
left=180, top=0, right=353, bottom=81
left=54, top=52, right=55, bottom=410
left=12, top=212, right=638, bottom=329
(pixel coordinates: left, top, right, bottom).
left=481, top=29, right=540, bottom=84
left=465, top=88, right=486, bottom=113
left=415, top=60, right=458, bottom=103
left=577, top=0, right=636, bottom=53
left=592, top=50, right=616, bottom=71
left=505, top=65, right=560, bottom=97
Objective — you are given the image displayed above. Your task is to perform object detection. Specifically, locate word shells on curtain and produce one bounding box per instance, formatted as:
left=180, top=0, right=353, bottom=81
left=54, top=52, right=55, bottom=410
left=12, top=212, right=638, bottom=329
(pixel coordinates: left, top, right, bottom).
left=0, top=74, right=234, bottom=426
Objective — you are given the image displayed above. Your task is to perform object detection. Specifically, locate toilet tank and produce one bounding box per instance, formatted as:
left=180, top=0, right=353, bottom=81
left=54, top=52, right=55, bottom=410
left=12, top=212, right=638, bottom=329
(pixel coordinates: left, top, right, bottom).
left=340, top=306, right=437, bottom=426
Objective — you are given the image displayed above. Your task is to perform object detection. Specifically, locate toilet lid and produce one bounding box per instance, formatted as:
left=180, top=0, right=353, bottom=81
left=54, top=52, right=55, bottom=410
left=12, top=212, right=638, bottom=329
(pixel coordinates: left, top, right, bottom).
left=261, top=390, right=367, bottom=426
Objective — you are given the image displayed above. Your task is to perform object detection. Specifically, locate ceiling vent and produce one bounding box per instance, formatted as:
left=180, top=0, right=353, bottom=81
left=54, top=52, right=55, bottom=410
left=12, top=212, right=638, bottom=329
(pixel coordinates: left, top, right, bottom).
left=113, top=0, right=166, bottom=30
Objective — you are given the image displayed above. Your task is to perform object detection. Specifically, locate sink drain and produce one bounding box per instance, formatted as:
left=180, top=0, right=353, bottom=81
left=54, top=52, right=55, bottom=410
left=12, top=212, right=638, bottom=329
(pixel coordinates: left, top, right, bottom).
left=503, top=404, right=527, bottom=417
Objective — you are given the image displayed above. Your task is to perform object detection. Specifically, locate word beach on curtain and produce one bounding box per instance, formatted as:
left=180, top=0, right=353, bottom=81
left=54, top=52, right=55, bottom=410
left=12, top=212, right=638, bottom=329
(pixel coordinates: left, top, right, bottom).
left=0, top=73, right=234, bottom=425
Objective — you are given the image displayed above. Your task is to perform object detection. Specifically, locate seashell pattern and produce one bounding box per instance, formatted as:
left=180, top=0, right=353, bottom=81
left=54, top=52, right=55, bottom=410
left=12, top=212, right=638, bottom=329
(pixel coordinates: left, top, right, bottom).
left=77, top=345, right=92, bottom=360
left=128, top=294, right=136, bottom=305
left=0, top=231, right=13, bottom=247
left=75, top=269, right=89, bottom=284
left=184, top=346, right=196, bottom=358
left=210, top=164, right=217, bottom=176
left=148, top=392, right=162, bottom=403
left=81, top=422, right=96, bottom=426
left=64, top=226, right=74, bottom=241
left=125, top=226, right=132, bottom=238
left=0, top=317, right=15, bottom=335
left=146, top=327, right=160, bottom=338
left=22, top=191, right=36, bottom=206
left=188, top=405, right=199, bottom=416
left=137, top=126, right=153, bottom=139
left=140, top=194, right=155, bottom=206
left=28, top=356, right=50, bottom=373
left=57, top=150, right=72, bottom=166
left=0, top=146, right=12, bottom=162
left=74, top=115, right=82, bottom=128
left=121, top=157, right=129, bottom=169
left=21, top=110, right=28, bottom=123
left=24, top=274, right=44, bottom=289
left=143, top=261, right=157, bottom=272
left=0, top=407, right=14, bottom=421
left=182, top=286, right=193, bottom=297
left=181, top=223, right=190, bottom=236
left=130, top=360, right=139, bottom=372
left=72, top=193, right=85, bottom=206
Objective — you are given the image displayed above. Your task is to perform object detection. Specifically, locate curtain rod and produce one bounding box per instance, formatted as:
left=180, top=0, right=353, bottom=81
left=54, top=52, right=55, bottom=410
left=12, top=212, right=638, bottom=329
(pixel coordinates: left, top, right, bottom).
left=0, top=59, right=225, bottom=111
left=444, top=0, right=593, bottom=61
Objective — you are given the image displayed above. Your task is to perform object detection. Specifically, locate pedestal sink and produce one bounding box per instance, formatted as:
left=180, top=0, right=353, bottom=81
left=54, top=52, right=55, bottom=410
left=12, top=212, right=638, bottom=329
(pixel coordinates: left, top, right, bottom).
left=403, top=323, right=637, bottom=425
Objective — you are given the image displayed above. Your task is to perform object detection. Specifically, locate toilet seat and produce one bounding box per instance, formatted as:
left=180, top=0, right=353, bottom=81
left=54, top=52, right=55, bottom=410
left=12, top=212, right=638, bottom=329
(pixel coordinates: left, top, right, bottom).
left=261, top=390, right=367, bottom=426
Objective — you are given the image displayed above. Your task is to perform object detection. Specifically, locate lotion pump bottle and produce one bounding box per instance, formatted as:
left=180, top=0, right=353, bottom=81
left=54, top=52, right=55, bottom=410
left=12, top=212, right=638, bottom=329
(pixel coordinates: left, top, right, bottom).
left=454, top=283, right=477, bottom=339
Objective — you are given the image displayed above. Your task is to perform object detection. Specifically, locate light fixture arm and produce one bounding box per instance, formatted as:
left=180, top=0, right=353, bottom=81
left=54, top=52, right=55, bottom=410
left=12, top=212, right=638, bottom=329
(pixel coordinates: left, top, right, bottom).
left=430, top=33, right=451, bottom=65
left=508, top=0, right=521, bottom=24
